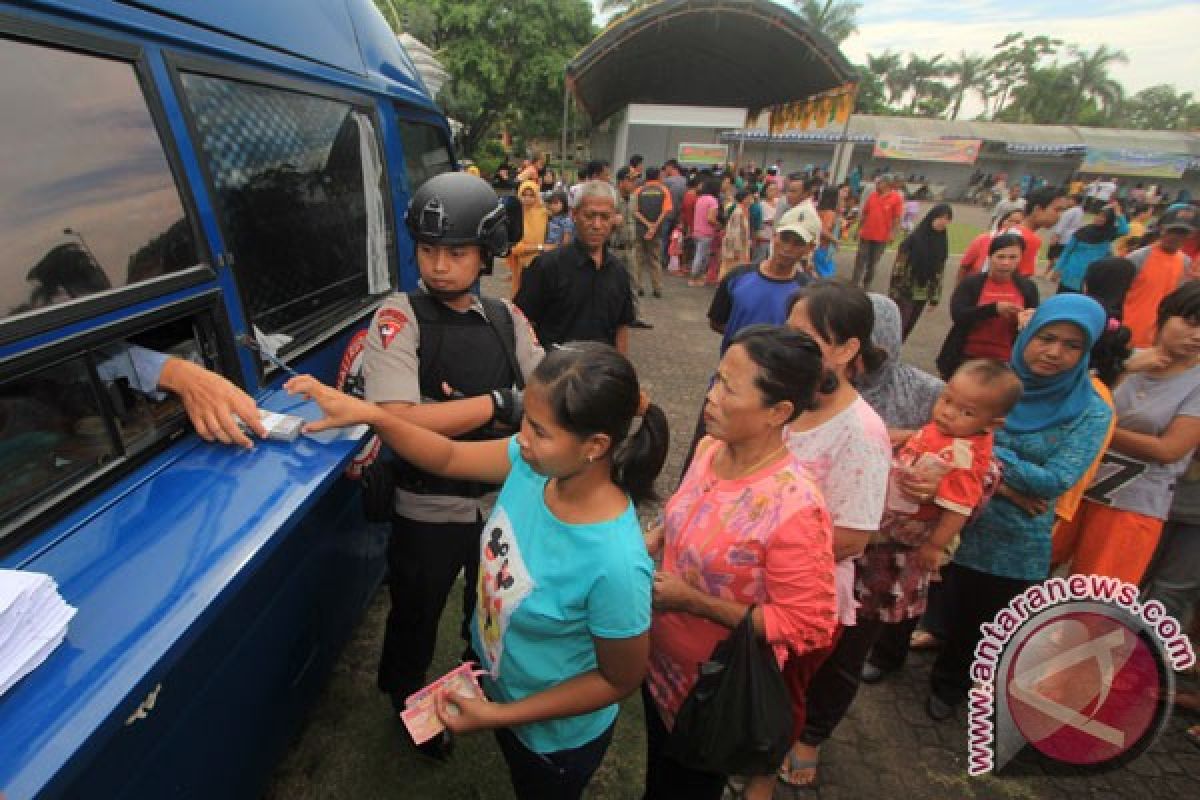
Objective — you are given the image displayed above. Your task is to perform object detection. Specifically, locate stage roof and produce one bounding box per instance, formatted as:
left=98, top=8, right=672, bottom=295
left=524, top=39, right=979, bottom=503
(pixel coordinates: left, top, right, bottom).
left=567, top=0, right=856, bottom=123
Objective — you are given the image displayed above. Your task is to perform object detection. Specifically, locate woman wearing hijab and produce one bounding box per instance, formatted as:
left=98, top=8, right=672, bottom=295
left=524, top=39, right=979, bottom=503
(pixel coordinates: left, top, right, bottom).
left=1043, top=257, right=1133, bottom=535
left=857, top=294, right=945, bottom=436
left=888, top=204, right=953, bottom=340
left=507, top=179, right=548, bottom=296
left=854, top=295, right=956, bottom=680
left=926, top=295, right=1113, bottom=720
left=1053, top=204, right=1129, bottom=293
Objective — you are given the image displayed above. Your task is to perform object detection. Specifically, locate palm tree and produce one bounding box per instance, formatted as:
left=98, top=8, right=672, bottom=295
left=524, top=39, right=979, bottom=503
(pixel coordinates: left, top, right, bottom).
left=795, top=0, right=862, bottom=45
left=1066, top=44, right=1128, bottom=121
left=901, top=53, right=946, bottom=115
left=943, top=51, right=988, bottom=120
left=866, top=50, right=905, bottom=107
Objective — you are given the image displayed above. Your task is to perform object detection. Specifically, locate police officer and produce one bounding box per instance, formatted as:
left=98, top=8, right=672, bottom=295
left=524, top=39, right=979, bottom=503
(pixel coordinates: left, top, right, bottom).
left=363, top=173, right=543, bottom=755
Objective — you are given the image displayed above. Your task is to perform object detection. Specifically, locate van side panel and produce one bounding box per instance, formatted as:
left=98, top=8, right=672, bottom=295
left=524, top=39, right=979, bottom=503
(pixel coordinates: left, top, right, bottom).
left=0, top=0, right=443, bottom=796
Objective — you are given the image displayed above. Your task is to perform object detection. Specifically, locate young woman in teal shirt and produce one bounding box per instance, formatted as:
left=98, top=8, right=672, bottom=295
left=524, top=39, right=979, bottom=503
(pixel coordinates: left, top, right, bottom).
left=287, top=343, right=668, bottom=799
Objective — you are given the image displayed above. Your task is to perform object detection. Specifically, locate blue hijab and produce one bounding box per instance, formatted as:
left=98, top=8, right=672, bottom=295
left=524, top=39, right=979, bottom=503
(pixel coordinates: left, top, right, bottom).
left=1006, top=294, right=1107, bottom=434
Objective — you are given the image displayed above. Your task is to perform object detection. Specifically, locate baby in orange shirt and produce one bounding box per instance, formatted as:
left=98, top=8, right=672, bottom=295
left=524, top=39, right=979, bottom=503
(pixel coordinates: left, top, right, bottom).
left=884, top=359, right=1024, bottom=571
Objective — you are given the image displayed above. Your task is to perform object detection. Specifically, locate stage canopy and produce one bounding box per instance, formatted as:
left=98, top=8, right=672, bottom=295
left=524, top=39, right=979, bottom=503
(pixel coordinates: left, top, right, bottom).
left=567, top=0, right=857, bottom=123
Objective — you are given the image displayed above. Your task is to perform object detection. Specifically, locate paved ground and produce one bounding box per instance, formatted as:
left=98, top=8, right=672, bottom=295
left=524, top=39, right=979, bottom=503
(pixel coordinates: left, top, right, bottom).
left=267, top=203, right=1200, bottom=799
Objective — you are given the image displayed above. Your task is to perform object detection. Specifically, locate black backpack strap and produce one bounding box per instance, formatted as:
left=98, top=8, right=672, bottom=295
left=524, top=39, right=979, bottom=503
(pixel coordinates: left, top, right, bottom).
left=406, top=292, right=445, bottom=398
left=480, top=297, right=525, bottom=390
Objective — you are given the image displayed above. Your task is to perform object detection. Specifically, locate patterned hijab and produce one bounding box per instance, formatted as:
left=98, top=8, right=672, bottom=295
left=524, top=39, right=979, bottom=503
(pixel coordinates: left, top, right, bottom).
left=857, top=294, right=944, bottom=429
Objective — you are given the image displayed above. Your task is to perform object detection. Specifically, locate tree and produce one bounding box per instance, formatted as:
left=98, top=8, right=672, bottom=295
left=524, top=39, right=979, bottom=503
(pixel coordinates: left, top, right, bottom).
left=866, top=50, right=906, bottom=106
left=378, top=0, right=595, bottom=157
left=985, top=32, right=1061, bottom=119
left=1065, top=44, right=1127, bottom=122
left=943, top=51, right=988, bottom=120
left=1118, top=85, right=1200, bottom=131
left=900, top=53, right=945, bottom=116
left=794, top=0, right=862, bottom=45
left=852, top=64, right=890, bottom=115
left=999, top=65, right=1076, bottom=123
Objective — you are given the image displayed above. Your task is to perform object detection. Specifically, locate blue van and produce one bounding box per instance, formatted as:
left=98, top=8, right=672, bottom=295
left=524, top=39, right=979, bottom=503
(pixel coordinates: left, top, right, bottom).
left=0, top=2, right=452, bottom=797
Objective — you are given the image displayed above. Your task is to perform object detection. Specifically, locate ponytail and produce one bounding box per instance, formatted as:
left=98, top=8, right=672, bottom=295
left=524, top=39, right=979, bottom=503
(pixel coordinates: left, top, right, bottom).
left=613, top=403, right=669, bottom=505
left=1091, top=324, right=1132, bottom=387
left=531, top=342, right=670, bottom=508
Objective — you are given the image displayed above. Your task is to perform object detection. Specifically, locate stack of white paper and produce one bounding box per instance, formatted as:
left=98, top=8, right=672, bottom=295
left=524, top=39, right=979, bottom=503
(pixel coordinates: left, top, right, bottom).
left=0, top=569, right=77, bottom=698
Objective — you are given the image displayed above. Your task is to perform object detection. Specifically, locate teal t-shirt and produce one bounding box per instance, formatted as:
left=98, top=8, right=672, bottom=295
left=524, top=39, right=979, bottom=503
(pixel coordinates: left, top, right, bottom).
left=471, top=437, right=653, bottom=753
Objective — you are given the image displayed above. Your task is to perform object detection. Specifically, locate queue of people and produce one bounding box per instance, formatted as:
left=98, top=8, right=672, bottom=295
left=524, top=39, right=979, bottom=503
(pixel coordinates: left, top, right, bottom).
left=269, top=165, right=1200, bottom=798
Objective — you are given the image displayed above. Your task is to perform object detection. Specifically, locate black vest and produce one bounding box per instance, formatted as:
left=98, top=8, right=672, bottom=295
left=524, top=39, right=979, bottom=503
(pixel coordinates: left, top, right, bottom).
left=394, top=293, right=519, bottom=498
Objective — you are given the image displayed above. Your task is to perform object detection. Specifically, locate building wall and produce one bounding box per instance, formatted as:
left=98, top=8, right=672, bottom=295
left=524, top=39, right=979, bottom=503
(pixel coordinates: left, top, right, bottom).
left=624, top=124, right=731, bottom=168
left=590, top=118, right=1200, bottom=202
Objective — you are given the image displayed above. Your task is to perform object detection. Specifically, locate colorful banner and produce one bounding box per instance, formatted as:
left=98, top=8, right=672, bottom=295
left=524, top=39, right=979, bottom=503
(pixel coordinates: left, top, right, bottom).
left=873, top=136, right=982, bottom=164
left=759, top=82, right=858, bottom=135
left=1082, top=148, right=1191, bottom=179
left=677, top=142, right=729, bottom=165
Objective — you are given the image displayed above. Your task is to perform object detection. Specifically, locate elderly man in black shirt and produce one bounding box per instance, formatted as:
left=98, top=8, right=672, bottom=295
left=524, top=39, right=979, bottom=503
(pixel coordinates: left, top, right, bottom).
left=514, top=180, right=636, bottom=353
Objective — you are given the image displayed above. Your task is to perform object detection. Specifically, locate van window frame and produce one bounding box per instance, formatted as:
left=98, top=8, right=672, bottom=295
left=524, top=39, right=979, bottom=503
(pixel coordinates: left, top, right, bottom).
left=0, top=12, right=216, bottom=348
left=164, top=51, right=399, bottom=376
left=0, top=290, right=238, bottom=551
left=392, top=111, right=457, bottom=194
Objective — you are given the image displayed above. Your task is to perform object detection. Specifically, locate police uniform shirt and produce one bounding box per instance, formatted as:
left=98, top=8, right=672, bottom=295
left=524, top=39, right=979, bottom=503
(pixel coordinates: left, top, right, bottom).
left=512, top=240, right=636, bottom=348
left=363, top=290, right=544, bottom=523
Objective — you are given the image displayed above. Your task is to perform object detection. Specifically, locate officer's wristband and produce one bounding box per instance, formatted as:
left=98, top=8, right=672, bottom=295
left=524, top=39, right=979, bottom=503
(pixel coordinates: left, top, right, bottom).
left=490, top=388, right=523, bottom=428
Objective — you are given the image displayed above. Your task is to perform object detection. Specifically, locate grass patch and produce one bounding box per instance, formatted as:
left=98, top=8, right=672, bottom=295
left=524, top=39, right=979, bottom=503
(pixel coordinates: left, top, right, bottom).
left=840, top=219, right=983, bottom=255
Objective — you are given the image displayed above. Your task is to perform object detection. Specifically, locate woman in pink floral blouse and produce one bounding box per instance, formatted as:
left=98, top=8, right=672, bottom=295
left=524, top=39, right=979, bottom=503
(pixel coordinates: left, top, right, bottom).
left=642, top=325, right=838, bottom=800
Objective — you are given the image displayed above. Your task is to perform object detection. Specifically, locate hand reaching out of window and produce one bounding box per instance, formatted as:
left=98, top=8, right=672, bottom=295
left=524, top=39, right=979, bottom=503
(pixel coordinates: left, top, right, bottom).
left=157, top=357, right=265, bottom=448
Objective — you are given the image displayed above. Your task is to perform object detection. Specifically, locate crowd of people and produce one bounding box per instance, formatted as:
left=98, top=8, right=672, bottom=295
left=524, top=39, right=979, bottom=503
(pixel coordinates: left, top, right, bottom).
left=281, top=159, right=1200, bottom=799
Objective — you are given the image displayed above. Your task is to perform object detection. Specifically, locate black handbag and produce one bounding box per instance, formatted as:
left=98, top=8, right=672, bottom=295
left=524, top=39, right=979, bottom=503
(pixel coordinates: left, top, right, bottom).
left=664, top=607, right=793, bottom=776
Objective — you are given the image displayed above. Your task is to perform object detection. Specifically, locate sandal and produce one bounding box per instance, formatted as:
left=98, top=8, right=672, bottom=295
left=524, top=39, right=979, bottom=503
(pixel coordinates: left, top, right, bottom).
left=777, top=749, right=819, bottom=788
left=1187, top=724, right=1200, bottom=750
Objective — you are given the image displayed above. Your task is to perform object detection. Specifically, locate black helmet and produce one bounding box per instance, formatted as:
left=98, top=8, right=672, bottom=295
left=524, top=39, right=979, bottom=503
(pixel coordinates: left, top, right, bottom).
left=406, top=172, right=510, bottom=257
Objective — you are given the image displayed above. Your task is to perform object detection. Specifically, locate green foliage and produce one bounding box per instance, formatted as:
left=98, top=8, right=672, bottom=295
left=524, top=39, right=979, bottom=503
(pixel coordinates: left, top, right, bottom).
left=471, top=138, right=508, bottom=176
left=943, top=52, right=989, bottom=121
left=853, top=65, right=891, bottom=115
left=1115, top=85, right=1200, bottom=131
left=855, top=29, right=1192, bottom=131
left=377, top=0, right=595, bottom=156
left=794, top=0, right=862, bottom=45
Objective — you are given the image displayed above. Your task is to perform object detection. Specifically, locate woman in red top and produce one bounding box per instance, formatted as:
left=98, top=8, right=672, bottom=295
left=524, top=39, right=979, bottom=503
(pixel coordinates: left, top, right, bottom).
left=643, top=325, right=837, bottom=800
left=955, top=208, right=1024, bottom=285
left=937, top=233, right=1041, bottom=379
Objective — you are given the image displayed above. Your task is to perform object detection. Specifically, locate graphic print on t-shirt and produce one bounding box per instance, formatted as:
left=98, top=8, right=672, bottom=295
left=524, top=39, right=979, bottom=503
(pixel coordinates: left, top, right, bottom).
left=475, top=506, right=535, bottom=677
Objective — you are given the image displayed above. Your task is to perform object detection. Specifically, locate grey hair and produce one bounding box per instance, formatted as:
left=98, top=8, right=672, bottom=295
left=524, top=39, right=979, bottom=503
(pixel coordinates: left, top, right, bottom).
left=576, top=179, right=618, bottom=207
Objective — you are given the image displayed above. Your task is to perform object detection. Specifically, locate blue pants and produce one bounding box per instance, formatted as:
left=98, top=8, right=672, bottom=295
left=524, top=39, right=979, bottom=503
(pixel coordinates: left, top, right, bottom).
left=494, top=723, right=614, bottom=800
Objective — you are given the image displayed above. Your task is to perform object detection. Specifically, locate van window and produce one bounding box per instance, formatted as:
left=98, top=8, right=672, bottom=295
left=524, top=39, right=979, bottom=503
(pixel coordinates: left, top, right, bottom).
left=396, top=120, right=454, bottom=191
left=0, top=311, right=217, bottom=541
left=179, top=73, right=392, bottom=353
left=0, top=36, right=200, bottom=323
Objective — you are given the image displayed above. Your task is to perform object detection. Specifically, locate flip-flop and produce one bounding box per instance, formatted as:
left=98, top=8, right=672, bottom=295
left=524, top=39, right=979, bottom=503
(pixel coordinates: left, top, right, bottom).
left=1186, top=724, right=1200, bottom=750
left=777, top=750, right=819, bottom=788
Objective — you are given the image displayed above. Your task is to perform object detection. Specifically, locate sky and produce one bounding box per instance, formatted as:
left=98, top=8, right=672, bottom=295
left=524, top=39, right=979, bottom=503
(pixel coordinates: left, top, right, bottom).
left=593, top=0, right=1200, bottom=120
